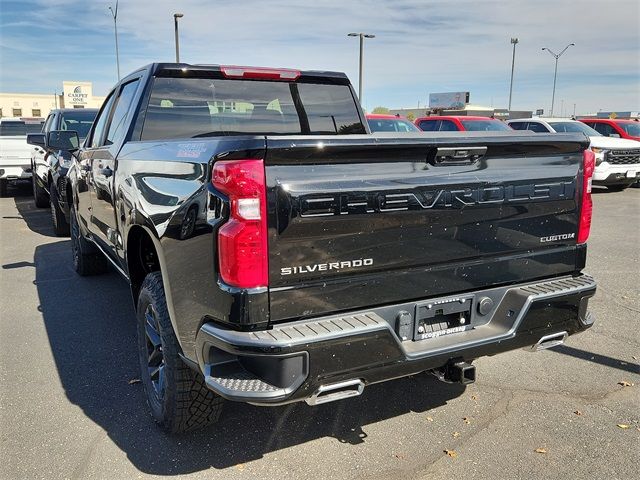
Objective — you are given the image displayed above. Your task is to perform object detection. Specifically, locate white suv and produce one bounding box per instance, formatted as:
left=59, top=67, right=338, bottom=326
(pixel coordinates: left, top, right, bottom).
left=507, top=118, right=640, bottom=191
left=0, top=117, right=45, bottom=197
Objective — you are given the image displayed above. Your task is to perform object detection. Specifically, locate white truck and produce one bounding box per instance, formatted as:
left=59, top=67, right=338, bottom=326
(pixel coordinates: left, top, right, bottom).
left=0, top=117, right=45, bottom=196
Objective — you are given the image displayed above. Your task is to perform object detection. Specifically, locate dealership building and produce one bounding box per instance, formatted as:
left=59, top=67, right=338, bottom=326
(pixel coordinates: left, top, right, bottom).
left=0, top=81, right=106, bottom=119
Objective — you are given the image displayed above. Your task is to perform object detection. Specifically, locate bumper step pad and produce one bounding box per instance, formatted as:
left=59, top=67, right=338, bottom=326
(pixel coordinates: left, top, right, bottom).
left=204, top=361, right=281, bottom=397
left=520, top=275, right=595, bottom=297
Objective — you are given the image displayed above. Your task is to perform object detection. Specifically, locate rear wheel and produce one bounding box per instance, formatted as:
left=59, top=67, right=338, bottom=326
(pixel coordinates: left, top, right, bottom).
left=70, top=205, right=108, bottom=276
left=137, top=272, right=224, bottom=433
left=32, top=174, right=48, bottom=207
left=0, top=179, right=7, bottom=198
left=50, top=183, right=70, bottom=236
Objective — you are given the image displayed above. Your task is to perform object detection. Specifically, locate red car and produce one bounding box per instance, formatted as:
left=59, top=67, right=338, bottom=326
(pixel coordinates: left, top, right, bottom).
left=579, top=118, right=640, bottom=141
left=366, top=114, right=420, bottom=132
left=414, top=115, right=511, bottom=132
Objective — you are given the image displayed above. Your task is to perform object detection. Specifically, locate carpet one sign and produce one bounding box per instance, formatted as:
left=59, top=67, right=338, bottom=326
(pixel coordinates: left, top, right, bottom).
left=63, top=81, right=92, bottom=107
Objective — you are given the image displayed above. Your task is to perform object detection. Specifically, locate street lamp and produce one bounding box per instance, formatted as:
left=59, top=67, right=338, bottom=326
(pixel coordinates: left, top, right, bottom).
left=347, top=32, right=375, bottom=107
left=174, top=13, right=184, bottom=62
left=108, top=1, right=120, bottom=80
left=508, top=37, right=519, bottom=112
left=542, top=43, right=575, bottom=117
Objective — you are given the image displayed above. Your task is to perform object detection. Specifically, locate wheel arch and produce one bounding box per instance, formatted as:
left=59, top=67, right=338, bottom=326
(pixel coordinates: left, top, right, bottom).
left=126, top=224, right=161, bottom=301
left=125, top=223, right=185, bottom=351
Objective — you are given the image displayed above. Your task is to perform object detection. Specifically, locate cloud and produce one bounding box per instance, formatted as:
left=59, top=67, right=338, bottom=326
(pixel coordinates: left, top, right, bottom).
left=1, top=0, right=638, bottom=113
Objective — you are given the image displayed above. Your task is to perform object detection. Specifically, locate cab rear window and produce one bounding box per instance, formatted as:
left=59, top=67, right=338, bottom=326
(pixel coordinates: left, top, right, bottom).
left=0, top=121, right=44, bottom=136
left=141, top=77, right=366, bottom=140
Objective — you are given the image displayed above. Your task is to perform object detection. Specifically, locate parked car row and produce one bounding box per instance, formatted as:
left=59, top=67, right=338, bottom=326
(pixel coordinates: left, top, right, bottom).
left=507, top=118, right=640, bottom=190
left=11, top=109, right=638, bottom=237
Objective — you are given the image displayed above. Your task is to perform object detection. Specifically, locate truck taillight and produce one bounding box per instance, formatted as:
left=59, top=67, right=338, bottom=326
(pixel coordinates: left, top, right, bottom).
left=212, top=159, right=268, bottom=288
left=578, top=149, right=595, bottom=244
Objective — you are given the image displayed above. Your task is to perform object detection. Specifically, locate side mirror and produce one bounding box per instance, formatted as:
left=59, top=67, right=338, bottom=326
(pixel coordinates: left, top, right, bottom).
left=609, top=133, right=620, bottom=138
left=26, top=133, right=47, bottom=149
left=47, top=130, right=79, bottom=152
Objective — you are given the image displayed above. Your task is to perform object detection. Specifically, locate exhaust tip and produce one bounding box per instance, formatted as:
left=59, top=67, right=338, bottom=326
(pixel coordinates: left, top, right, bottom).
left=527, top=331, right=568, bottom=352
left=305, top=379, right=364, bottom=406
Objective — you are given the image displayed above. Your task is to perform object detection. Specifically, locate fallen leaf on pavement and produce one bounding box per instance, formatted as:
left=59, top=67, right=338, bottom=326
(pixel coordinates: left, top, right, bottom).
left=618, top=381, right=634, bottom=387
left=471, top=395, right=478, bottom=401
left=392, top=453, right=405, bottom=460
left=463, top=417, right=471, bottom=424
left=426, top=416, right=434, bottom=422
left=535, top=448, right=547, bottom=454
left=574, top=410, right=583, bottom=416
left=452, top=431, right=460, bottom=438
left=128, top=378, right=141, bottom=385
left=236, top=464, right=245, bottom=471
left=444, top=449, right=458, bottom=458
left=617, top=424, right=630, bottom=429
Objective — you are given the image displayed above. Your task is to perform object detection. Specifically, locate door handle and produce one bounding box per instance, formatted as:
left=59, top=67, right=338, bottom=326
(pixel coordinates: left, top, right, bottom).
left=99, top=166, right=113, bottom=178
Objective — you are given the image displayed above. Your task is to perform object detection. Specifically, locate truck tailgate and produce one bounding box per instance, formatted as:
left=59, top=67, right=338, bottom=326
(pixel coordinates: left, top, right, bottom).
left=265, top=132, right=590, bottom=322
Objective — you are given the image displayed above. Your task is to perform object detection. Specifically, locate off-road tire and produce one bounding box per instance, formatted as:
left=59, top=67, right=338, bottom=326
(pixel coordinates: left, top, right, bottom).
left=50, top=183, right=70, bottom=236
left=32, top=174, right=48, bottom=207
left=70, top=205, right=108, bottom=276
left=137, top=272, right=224, bottom=433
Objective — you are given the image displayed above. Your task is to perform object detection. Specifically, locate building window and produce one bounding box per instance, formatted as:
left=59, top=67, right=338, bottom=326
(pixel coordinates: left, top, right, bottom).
left=13, top=108, right=22, bottom=117
left=32, top=109, right=41, bottom=117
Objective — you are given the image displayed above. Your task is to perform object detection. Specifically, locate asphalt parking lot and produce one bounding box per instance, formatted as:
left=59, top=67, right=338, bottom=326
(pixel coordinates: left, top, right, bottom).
left=1, top=182, right=638, bottom=480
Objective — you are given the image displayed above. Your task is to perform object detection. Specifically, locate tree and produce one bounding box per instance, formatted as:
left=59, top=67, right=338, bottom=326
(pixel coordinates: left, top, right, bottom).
left=406, top=113, right=415, bottom=121
left=372, top=106, right=390, bottom=114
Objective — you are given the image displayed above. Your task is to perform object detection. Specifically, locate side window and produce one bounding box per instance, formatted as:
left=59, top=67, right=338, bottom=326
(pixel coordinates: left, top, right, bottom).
left=88, top=92, right=117, bottom=148
left=42, top=114, right=55, bottom=133
left=527, top=122, right=549, bottom=133
left=418, top=120, right=438, bottom=131
left=439, top=120, right=458, bottom=131
left=509, top=122, right=526, bottom=130
left=595, top=123, right=615, bottom=136
left=105, top=79, right=140, bottom=146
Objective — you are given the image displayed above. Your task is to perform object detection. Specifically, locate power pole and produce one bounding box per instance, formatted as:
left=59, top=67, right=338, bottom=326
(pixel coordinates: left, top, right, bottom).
left=508, top=37, right=519, bottom=112
left=108, top=1, right=120, bottom=81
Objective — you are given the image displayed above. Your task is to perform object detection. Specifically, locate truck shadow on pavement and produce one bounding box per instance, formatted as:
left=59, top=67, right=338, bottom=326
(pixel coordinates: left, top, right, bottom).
left=8, top=183, right=59, bottom=238
left=34, top=238, right=466, bottom=475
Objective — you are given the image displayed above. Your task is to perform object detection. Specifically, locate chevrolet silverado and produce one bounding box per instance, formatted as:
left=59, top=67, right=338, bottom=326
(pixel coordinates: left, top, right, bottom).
left=52, top=63, right=597, bottom=433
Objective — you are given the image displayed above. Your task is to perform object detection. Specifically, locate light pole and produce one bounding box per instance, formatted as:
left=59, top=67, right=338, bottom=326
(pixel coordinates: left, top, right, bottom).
left=508, top=37, right=519, bottom=112
left=542, top=43, right=574, bottom=117
left=174, top=13, right=184, bottom=62
left=108, top=1, right=120, bottom=81
left=347, top=32, right=375, bottom=107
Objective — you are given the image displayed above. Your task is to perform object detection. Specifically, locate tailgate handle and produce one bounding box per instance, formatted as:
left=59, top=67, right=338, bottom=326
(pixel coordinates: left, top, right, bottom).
left=432, top=146, right=487, bottom=165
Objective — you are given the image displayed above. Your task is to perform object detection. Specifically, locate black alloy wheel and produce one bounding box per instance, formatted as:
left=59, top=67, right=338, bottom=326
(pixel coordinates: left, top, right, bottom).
left=144, top=303, right=166, bottom=403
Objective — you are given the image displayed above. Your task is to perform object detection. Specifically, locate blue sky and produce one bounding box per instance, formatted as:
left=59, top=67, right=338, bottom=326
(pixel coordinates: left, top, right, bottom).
left=1, top=0, right=638, bottom=114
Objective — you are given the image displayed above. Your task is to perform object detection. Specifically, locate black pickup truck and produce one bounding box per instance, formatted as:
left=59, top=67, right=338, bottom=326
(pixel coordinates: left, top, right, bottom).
left=27, top=108, right=98, bottom=235
left=51, top=63, right=597, bottom=433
